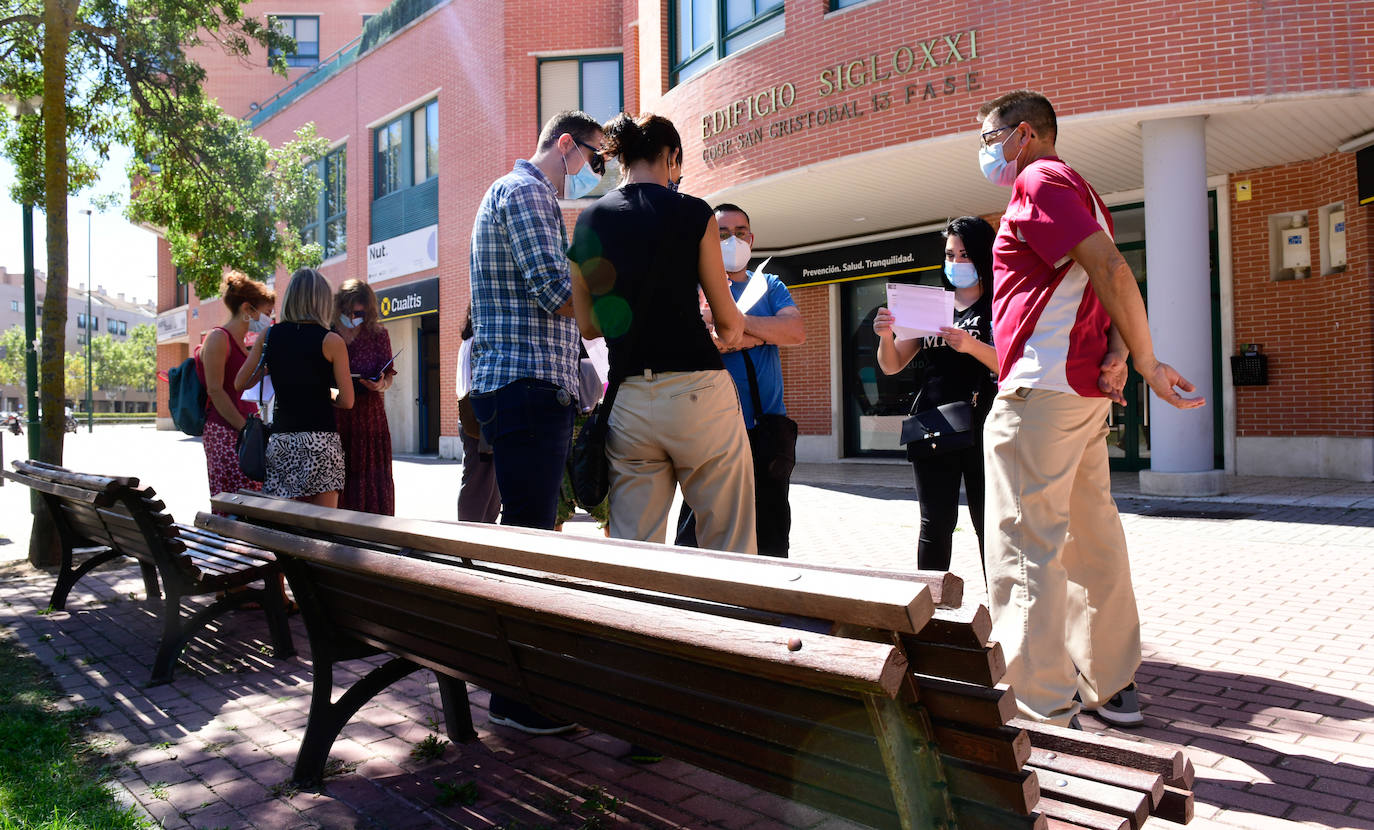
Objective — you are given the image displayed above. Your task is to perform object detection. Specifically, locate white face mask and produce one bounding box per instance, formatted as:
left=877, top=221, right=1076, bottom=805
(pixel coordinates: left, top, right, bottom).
left=720, top=236, right=752, bottom=273
left=247, top=312, right=271, bottom=334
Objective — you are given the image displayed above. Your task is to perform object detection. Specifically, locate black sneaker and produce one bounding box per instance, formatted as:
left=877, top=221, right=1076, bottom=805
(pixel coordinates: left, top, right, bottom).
left=488, top=696, right=578, bottom=736
left=1089, top=683, right=1144, bottom=728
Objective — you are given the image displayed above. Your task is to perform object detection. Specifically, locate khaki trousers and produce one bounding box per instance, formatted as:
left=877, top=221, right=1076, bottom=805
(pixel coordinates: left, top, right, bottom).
left=607, top=369, right=757, bottom=554
left=983, top=387, right=1141, bottom=726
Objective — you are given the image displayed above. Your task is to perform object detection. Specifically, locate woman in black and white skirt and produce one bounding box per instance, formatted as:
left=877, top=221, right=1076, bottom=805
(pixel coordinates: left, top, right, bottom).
left=237, top=267, right=354, bottom=506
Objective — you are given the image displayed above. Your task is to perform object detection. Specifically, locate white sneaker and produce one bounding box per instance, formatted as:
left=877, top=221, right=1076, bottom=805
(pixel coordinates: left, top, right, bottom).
left=1090, top=683, right=1144, bottom=727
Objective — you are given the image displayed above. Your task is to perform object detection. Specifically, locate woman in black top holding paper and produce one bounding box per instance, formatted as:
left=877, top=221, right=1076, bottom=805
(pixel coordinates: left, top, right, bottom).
left=568, top=112, right=756, bottom=553
left=237, top=267, right=354, bottom=507
left=873, top=216, right=998, bottom=572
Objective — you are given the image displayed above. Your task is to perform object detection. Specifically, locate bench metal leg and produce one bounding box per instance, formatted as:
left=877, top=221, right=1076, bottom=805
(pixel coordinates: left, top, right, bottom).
left=147, top=581, right=296, bottom=686
left=50, top=547, right=123, bottom=611
left=436, top=673, right=478, bottom=743
left=138, top=561, right=161, bottom=601
left=295, top=656, right=423, bottom=785
left=258, top=581, right=298, bottom=661
left=150, top=589, right=188, bottom=686
left=864, top=693, right=958, bottom=830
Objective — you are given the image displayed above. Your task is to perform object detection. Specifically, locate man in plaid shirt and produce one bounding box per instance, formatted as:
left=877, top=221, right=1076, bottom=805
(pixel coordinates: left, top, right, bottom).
left=467, top=111, right=604, bottom=734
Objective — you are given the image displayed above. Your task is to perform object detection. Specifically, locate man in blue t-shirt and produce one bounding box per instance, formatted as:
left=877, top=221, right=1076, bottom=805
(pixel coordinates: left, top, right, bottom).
left=677, top=204, right=805, bottom=556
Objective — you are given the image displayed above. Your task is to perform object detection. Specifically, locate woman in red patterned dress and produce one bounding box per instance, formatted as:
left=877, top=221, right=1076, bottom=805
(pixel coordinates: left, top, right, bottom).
left=333, top=280, right=396, bottom=514
left=199, top=272, right=276, bottom=505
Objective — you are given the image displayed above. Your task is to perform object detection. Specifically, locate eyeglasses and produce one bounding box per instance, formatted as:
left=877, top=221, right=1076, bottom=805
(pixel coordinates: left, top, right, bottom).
left=980, top=124, right=1015, bottom=147
left=576, top=140, right=605, bottom=175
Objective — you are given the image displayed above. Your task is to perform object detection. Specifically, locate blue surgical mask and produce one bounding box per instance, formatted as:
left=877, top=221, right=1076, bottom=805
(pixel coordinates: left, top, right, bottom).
left=339, top=314, right=364, bottom=329
left=944, top=261, right=979, bottom=289
left=247, top=313, right=271, bottom=334
left=564, top=150, right=602, bottom=199
left=979, top=130, right=1021, bottom=187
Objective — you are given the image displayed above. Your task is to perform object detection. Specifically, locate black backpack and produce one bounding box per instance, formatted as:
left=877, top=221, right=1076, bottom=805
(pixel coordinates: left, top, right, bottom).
left=167, top=355, right=207, bottom=436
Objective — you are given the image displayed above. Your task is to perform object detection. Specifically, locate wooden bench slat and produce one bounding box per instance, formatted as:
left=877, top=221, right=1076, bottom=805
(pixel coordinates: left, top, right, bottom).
left=915, top=674, right=1019, bottom=728
left=1029, top=748, right=1164, bottom=808
left=930, top=720, right=1031, bottom=773
left=905, top=637, right=1006, bottom=686
left=12, top=460, right=138, bottom=490
left=1026, top=765, right=1148, bottom=829
left=1037, top=797, right=1128, bottom=830
left=7, top=471, right=116, bottom=505
left=950, top=799, right=1050, bottom=830
left=1165, top=757, right=1195, bottom=790
left=205, top=497, right=937, bottom=634
left=1012, top=719, right=1185, bottom=780
left=912, top=604, right=993, bottom=648
left=943, top=758, right=1039, bottom=815
left=259, top=540, right=910, bottom=697
left=1157, top=784, right=1194, bottom=824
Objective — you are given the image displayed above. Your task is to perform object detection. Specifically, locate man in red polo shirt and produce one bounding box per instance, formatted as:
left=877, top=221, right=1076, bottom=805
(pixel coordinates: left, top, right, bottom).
left=976, top=90, right=1205, bottom=728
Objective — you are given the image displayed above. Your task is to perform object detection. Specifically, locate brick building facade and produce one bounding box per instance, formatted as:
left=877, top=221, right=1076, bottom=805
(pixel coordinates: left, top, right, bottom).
left=155, top=0, right=1374, bottom=482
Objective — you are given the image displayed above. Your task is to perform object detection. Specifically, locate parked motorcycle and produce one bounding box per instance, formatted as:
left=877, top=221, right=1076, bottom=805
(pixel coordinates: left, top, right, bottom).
left=4, top=413, right=21, bottom=436
left=65, top=416, right=78, bottom=434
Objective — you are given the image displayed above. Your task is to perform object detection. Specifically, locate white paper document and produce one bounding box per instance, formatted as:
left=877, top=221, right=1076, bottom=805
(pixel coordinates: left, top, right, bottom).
left=241, top=375, right=274, bottom=405
left=885, top=282, right=953, bottom=341
left=734, top=257, right=772, bottom=314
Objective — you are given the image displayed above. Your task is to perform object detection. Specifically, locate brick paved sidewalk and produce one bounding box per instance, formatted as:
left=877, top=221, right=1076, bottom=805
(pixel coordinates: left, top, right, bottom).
left=2, top=427, right=1373, bottom=828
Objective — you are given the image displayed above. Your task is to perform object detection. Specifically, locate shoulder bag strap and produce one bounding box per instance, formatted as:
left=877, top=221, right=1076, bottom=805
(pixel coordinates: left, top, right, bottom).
left=741, top=349, right=765, bottom=422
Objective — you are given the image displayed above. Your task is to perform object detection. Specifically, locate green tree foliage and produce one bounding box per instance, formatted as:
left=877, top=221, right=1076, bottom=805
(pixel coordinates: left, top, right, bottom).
left=0, top=0, right=325, bottom=399
left=0, top=0, right=321, bottom=563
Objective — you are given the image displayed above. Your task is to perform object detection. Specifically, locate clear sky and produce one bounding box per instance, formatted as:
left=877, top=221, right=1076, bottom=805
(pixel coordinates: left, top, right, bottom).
left=0, top=143, right=159, bottom=306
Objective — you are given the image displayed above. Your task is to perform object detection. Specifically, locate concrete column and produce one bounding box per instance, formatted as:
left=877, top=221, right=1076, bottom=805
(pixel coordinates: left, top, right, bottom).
left=1138, top=116, right=1224, bottom=496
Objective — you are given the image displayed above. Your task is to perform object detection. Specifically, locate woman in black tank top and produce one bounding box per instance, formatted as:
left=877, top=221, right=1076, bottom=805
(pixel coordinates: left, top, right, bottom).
left=569, top=113, right=758, bottom=554
left=237, top=268, right=355, bottom=506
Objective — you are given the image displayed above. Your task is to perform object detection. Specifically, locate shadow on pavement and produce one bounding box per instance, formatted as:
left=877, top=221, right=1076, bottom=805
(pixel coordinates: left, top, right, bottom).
left=1113, top=659, right=1374, bottom=827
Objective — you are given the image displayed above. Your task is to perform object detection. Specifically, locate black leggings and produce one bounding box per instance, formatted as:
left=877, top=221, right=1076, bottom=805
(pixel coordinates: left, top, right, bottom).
left=912, top=440, right=985, bottom=573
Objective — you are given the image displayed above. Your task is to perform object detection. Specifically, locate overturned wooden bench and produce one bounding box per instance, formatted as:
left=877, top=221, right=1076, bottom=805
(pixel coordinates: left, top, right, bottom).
left=3, top=461, right=295, bottom=685
left=201, top=492, right=1193, bottom=830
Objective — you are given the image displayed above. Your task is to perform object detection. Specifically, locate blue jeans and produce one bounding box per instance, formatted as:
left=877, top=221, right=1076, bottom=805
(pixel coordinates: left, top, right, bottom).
left=470, top=378, right=575, bottom=530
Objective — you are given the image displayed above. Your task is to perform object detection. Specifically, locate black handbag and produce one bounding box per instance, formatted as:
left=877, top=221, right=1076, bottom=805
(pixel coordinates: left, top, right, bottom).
left=567, top=385, right=617, bottom=509
left=236, top=330, right=271, bottom=482
left=742, top=350, right=798, bottom=482
left=566, top=198, right=672, bottom=509
left=900, top=400, right=974, bottom=459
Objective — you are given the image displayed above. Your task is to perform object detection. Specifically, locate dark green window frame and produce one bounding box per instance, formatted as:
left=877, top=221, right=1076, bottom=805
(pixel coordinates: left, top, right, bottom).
left=268, top=15, right=320, bottom=67
left=670, top=0, right=784, bottom=86
left=829, top=0, right=870, bottom=9
left=303, top=145, right=347, bottom=259
left=373, top=100, right=438, bottom=200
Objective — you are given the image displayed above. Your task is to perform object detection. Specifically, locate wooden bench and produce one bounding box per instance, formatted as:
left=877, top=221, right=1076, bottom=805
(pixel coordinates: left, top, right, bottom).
left=3, top=461, right=295, bottom=685
left=200, top=491, right=1194, bottom=830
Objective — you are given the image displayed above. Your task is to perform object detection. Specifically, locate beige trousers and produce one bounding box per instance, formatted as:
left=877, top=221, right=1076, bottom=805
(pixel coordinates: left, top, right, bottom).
left=606, top=369, right=757, bottom=554
left=983, top=387, right=1141, bottom=726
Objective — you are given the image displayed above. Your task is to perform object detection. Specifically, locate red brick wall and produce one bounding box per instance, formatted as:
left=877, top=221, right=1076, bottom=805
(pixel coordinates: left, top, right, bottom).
left=226, top=0, right=624, bottom=435
left=1229, top=153, right=1372, bottom=438
left=641, top=1, right=1374, bottom=194
left=780, top=283, right=832, bottom=435
left=193, top=0, right=393, bottom=120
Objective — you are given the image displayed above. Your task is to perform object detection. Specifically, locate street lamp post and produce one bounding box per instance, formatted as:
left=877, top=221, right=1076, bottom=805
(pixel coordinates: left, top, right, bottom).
left=1, top=91, right=42, bottom=459
left=80, top=208, right=93, bottom=431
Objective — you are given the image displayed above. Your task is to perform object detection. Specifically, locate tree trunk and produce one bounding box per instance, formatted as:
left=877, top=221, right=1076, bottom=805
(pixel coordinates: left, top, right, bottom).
left=29, top=0, right=79, bottom=569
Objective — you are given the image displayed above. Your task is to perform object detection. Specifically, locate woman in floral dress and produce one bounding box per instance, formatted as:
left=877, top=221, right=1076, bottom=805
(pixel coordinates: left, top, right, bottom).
left=333, top=279, right=397, bottom=514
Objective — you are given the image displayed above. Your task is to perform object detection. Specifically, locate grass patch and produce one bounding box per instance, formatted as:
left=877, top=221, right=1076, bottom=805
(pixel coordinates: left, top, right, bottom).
left=0, top=633, right=149, bottom=829
left=409, top=734, right=449, bottom=762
